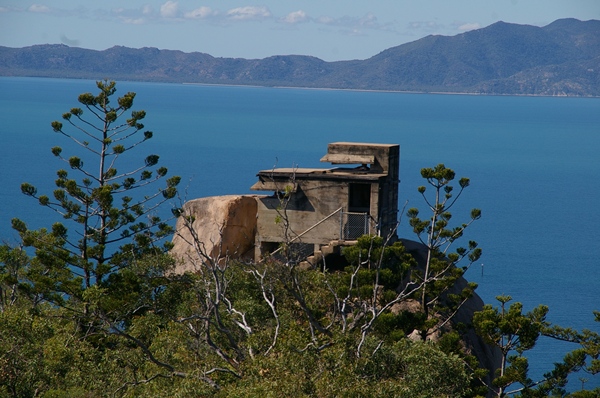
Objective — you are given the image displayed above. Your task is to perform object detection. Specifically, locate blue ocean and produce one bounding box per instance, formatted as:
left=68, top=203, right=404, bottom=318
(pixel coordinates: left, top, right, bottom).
left=1, top=77, right=599, bottom=389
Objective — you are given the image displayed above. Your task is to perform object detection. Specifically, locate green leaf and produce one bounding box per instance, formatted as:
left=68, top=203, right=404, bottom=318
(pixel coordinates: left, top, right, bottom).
left=145, top=154, right=159, bottom=166
left=51, top=121, right=62, bottom=131
left=21, top=183, right=37, bottom=196
left=68, top=156, right=82, bottom=169
left=77, top=93, right=96, bottom=106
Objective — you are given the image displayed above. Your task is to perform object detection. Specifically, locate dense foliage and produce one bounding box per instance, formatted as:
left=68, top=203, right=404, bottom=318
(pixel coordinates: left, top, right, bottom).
left=0, top=256, right=473, bottom=397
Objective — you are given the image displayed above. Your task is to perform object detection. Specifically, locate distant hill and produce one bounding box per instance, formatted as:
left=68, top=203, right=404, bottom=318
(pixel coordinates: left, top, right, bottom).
left=1, top=18, right=598, bottom=96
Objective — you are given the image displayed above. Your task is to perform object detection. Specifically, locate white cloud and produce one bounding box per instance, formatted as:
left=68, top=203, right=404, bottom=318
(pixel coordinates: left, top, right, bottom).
left=316, top=16, right=335, bottom=25
left=28, top=4, right=51, bottom=13
left=314, top=13, right=384, bottom=31
left=358, top=13, right=377, bottom=28
left=458, top=22, right=481, bottom=31
left=408, top=20, right=443, bottom=32
left=122, top=17, right=145, bottom=25
left=226, top=6, right=271, bottom=21
left=142, top=5, right=153, bottom=16
left=282, top=10, right=308, bottom=24
left=184, top=6, right=216, bottom=19
left=160, top=1, right=178, bottom=18
left=110, top=7, right=146, bottom=23
left=341, top=28, right=364, bottom=37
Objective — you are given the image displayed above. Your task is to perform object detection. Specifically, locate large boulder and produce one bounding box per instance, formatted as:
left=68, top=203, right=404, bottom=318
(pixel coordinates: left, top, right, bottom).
left=171, top=195, right=259, bottom=273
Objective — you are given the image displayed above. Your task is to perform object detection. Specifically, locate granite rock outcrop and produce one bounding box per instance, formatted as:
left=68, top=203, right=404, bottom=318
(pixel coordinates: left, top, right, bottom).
left=171, top=195, right=258, bottom=273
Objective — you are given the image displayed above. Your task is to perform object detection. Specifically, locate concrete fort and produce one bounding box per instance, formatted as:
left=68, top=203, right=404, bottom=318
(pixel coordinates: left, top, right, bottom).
left=169, top=141, right=502, bottom=383
left=171, top=142, right=400, bottom=268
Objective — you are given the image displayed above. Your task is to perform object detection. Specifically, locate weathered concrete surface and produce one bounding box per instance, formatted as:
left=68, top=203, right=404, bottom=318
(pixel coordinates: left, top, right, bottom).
left=251, top=143, right=400, bottom=257
left=171, top=195, right=258, bottom=273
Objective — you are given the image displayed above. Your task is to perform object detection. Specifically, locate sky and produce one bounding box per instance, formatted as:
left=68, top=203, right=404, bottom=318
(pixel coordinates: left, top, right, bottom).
left=1, top=1, right=599, bottom=61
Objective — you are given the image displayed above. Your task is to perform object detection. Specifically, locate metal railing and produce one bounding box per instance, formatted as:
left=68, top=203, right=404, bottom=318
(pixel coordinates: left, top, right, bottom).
left=268, top=208, right=374, bottom=258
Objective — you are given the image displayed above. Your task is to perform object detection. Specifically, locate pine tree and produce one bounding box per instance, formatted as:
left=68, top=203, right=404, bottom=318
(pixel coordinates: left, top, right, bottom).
left=407, top=164, right=482, bottom=338
left=12, top=80, right=180, bottom=298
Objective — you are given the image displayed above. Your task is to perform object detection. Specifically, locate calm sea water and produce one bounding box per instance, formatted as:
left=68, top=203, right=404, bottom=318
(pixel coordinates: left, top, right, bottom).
left=1, top=77, right=599, bottom=389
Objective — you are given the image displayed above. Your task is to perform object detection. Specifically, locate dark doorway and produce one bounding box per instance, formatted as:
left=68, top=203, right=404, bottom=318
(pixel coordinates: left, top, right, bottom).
left=348, top=183, right=371, bottom=213
left=345, top=183, right=371, bottom=239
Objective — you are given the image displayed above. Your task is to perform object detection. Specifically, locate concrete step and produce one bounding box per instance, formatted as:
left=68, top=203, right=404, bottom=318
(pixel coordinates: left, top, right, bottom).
left=299, top=240, right=351, bottom=269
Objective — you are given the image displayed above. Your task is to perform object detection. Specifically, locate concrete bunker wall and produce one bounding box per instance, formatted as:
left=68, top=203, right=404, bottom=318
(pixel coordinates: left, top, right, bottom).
left=254, top=179, right=381, bottom=248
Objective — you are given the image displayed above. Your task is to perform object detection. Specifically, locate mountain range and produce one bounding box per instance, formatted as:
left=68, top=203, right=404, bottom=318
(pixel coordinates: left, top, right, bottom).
left=1, top=18, right=599, bottom=96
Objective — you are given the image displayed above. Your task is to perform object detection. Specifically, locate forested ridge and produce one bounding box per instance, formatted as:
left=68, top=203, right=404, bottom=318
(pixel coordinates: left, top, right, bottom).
left=1, top=81, right=599, bottom=397
left=1, top=18, right=599, bottom=96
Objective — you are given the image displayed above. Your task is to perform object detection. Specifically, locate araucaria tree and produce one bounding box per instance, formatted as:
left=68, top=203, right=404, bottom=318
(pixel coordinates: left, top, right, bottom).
left=474, top=296, right=600, bottom=397
left=13, top=80, right=180, bottom=293
left=407, top=164, right=482, bottom=338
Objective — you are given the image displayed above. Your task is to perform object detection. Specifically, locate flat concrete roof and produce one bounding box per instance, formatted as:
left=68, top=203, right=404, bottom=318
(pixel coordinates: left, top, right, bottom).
left=251, top=167, right=387, bottom=191
left=256, top=167, right=386, bottom=177
left=251, top=142, right=398, bottom=191
left=328, top=142, right=398, bottom=148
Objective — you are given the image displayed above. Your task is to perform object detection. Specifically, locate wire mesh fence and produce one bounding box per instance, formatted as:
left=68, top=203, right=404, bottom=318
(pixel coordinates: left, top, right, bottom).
left=341, top=212, right=370, bottom=240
